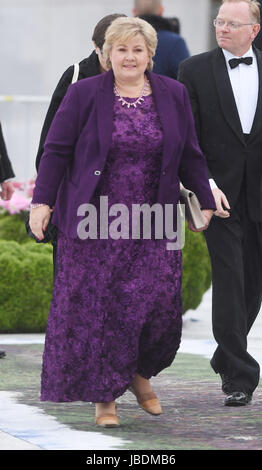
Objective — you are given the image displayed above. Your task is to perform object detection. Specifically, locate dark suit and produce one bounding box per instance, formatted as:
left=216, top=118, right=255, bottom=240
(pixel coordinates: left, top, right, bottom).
left=139, top=15, right=190, bottom=80
left=0, top=123, right=15, bottom=183
left=178, top=47, right=262, bottom=395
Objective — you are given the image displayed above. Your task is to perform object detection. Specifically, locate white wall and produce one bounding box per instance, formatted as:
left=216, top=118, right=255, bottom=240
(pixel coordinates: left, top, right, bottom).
left=0, top=0, right=213, bottom=180
left=164, top=0, right=212, bottom=56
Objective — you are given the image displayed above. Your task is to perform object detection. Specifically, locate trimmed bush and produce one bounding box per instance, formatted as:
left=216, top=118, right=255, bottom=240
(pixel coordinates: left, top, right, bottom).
left=0, top=213, right=211, bottom=332
left=0, top=212, right=29, bottom=244
left=182, top=229, right=211, bottom=313
left=0, top=240, right=53, bottom=332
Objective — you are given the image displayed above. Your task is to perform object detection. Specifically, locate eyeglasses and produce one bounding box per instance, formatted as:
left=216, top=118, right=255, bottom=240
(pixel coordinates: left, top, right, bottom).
left=213, top=18, right=256, bottom=30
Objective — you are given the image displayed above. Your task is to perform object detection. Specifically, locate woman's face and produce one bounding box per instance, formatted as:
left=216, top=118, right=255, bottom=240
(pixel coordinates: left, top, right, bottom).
left=109, top=33, right=150, bottom=83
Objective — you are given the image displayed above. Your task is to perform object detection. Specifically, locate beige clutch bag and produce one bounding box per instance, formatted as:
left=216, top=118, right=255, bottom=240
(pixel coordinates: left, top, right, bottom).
left=179, top=185, right=206, bottom=230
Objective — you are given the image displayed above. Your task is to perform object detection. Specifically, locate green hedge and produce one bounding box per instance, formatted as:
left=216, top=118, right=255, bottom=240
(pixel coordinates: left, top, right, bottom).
left=182, top=228, right=211, bottom=313
left=0, top=213, right=211, bottom=332
left=0, top=239, right=53, bottom=332
left=0, top=212, right=29, bottom=244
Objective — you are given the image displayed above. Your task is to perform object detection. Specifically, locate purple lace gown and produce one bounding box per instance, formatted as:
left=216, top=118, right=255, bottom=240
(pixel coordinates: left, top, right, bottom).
left=41, top=94, right=182, bottom=403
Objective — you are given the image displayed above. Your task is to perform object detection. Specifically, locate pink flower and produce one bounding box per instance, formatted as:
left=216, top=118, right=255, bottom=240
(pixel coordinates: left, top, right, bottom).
left=13, top=181, right=23, bottom=189
left=0, top=178, right=36, bottom=214
left=0, top=191, right=30, bottom=214
left=27, top=188, right=34, bottom=198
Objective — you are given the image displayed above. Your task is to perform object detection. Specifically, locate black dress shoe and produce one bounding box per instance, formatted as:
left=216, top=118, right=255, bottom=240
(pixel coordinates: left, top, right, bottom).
left=220, top=373, right=234, bottom=395
left=224, top=391, right=252, bottom=406
left=0, top=349, right=6, bottom=359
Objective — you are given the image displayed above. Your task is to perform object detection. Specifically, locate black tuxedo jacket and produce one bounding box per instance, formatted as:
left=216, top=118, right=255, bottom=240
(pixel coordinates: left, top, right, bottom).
left=178, top=46, right=262, bottom=222
left=0, top=123, right=15, bottom=183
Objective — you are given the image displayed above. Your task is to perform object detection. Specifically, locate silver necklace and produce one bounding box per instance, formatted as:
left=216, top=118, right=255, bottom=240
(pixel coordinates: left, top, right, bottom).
left=114, top=78, right=150, bottom=108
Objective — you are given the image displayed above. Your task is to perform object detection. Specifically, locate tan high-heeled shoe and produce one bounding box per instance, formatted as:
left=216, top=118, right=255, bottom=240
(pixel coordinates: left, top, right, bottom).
left=129, top=386, right=162, bottom=416
left=95, top=403, right=119, bottom=427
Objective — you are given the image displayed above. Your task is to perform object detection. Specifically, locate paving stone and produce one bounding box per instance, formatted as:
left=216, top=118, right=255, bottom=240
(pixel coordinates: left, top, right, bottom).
left=0, top=343, right=261, bottom=450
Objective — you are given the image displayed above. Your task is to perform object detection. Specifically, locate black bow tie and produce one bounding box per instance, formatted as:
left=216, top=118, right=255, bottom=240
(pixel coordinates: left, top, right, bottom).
left=229, top=57, right=253, bottom=69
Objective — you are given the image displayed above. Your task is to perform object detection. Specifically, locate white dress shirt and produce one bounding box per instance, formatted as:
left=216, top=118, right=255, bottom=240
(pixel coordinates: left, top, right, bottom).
left=209, top=46, right=259, bottom=190
left=223, top=46, right=258, bottom=133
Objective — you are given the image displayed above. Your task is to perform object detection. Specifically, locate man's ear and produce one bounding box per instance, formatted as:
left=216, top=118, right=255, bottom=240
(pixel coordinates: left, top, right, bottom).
left=132, top=8, right=138, bottom=16
left=252, top=23, right=261, bottom=41
left=93, top=41, right=100, bottom=54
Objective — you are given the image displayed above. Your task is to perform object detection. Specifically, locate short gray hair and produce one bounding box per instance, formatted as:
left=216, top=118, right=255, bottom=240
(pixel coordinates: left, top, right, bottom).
left=221, top=0, right=260, bottom=23
left=103, top=16, right=158, bottom=71
left=134, top=0, right=162, bottom=15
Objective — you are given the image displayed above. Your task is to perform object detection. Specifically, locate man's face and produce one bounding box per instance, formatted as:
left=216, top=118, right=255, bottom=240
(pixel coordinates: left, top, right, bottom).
left=215, top=1, right=260, bottom=56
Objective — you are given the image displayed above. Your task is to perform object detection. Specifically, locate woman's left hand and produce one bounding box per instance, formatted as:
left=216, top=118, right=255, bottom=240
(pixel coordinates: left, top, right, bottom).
left=187, top=209, right=213, bottom=233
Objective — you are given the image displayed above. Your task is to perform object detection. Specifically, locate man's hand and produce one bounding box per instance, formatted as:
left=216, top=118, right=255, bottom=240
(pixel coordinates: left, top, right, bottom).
left=187, top=209, right=213, bottom=232
left=212, top=188, right=230, bottom=218
left=29, top=205, right=51, bottom=241
left=0, top=181, right=14, bottom=200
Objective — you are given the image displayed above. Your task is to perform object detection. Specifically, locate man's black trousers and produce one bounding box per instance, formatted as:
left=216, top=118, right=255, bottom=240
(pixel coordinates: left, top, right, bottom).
left=204, top=179, right=261, bottom=395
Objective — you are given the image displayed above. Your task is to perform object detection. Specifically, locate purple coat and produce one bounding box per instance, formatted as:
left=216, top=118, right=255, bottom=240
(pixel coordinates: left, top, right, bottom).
left=32, top=69, right=215, bottom=238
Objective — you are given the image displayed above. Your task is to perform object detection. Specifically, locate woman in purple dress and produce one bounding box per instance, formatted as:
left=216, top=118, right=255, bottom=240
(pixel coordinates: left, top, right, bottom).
left=29, top=17, right=216, bottom=427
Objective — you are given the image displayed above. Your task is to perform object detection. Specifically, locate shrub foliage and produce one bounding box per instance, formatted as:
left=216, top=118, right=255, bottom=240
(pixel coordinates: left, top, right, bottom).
left=0, top=238, right=53, bottom=332
left=0, top=213, right=211, bottom=332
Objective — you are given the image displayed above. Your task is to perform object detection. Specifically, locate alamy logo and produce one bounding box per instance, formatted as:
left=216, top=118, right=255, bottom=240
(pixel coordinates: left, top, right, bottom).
left=77, top=196, right=185, bottom=251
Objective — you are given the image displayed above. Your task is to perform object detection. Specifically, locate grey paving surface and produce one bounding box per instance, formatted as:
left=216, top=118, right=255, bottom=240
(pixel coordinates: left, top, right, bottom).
left=0, top=287, right=261, bottom=450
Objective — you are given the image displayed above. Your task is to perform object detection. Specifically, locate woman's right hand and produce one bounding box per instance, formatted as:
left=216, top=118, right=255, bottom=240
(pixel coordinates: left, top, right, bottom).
left=29, top=205, right=52, bottom=241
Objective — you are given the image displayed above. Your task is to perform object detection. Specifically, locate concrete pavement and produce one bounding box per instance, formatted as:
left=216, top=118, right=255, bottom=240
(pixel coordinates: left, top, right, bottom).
left=0, top=430, right=40, bottom=450
left=0, top=287, right=262, bottom=451
left=181, top=287, right=262, bottom=372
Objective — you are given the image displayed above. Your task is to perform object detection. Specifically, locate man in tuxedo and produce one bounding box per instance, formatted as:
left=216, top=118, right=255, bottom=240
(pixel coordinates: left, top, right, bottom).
left=0, top=123, right=15, bottom=359
left=178, top=0, right=262, bottom=406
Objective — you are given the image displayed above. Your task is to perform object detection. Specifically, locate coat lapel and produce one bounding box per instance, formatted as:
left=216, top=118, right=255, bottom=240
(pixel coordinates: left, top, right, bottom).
left=249, top=46, right=262, bottom=142
left=212, top=48, right=245, bottom=145
left=97, top=70, right=114, bottom=161
left=147, top=71, right=177, bottom=170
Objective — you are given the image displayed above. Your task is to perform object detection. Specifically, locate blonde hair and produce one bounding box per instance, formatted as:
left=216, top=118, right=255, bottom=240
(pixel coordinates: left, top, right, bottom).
left=221, top=0, right=260, bottom=23
left=103, top=16, right=158, bottom=71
